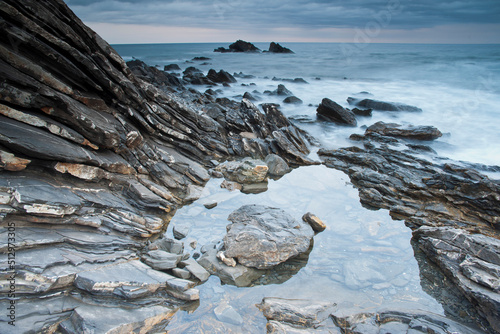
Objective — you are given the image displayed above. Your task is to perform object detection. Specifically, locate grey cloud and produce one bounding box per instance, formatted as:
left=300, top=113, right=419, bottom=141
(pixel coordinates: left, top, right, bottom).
left=65, top=0, right=500, bottom=31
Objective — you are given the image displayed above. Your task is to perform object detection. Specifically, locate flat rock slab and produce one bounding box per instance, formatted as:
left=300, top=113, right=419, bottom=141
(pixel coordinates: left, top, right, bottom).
left=74, top=259, right=199, bottom=301
left=59, top=303, right=176, bottom=334
left=347, top=97, right=422, bottom=112
left=366, top=121, right=442, bottom=140
left=223, top=204, right=314, bottom=269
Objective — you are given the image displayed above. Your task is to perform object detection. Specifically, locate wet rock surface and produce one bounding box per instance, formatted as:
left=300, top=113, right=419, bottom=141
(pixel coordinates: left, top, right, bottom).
left=347, top=97, right=423, bottom=112
left=365, top=121, right=443, bottom=140
left=318, top=135, right=500, bottom=332
left=0, top=0, right=316, bottom=332
left=222, top=205, right=314, bottom=269
left=267, top=42, right=295, bottom=54
left=317, top=98, right=357, bottom=126
left=214, top=40, right=260, bottom=53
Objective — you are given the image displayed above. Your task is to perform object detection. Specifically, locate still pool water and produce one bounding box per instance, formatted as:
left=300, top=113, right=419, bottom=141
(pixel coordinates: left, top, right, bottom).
left=164, top=164, right=445, bottom=332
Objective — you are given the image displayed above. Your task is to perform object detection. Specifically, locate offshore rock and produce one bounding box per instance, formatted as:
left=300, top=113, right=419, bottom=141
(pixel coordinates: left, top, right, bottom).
left=267, top=42, right=294, bottom=54
left=222, top=205, right=314, bottom=269
left=366, top=121, right=443, bottom=140
left=347, top=97, right=423, bottom=112
left=214, top=40, right=260, bottom=53
left=207, top=69, right=237, bottom=83
left=317, top=98, right=357, bottom=126
left=283, top=96, right=303, bottom=104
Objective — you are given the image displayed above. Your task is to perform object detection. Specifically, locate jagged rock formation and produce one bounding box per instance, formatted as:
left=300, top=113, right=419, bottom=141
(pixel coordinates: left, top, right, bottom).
left=319, top=141, right=500, bottom=332
left=0, top=0, right=314, bottom=332
left=267, top=42, right=294, bottom=54
left=214, top=40, right=260, bottom=53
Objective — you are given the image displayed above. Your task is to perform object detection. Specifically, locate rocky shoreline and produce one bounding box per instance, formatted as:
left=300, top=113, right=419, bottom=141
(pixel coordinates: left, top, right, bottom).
left=0, top=1, right=499, bottom=333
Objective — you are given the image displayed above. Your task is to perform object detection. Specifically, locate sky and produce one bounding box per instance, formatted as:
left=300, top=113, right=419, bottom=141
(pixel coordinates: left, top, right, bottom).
left=65, top=0, right=500, bottom=44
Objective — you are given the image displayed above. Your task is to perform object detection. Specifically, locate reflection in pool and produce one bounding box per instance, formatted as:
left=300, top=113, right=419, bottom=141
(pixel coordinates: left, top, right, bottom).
left=165, top=165, right=444, bottom=333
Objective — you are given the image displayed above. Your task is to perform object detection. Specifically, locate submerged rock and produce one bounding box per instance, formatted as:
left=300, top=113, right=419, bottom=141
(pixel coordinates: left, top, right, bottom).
left=257, top=298, right=337, bottom=331
left=222, top=205, right=314, bottom=269
left=283, top=96, right=303, bottom=104
left=317, top=98, right=357, bottom=126
left=347, top=97, right=423, bottom=112
left=366, top=121, right=443, bottom=140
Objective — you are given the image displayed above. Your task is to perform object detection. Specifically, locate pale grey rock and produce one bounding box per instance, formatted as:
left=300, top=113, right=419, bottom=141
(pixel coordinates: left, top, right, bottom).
left=223, top=205, right=314, bottom=269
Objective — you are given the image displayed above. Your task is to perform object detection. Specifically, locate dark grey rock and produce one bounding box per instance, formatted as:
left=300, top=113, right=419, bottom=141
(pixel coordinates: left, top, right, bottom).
left=180, top=258, right=210, bottom=282
left=207, top=69, right=237, bottom=83
left=352, top=107, right=373, bottom=117
left=222, top=205, right=314, bottom=269
left=141, top=250, right=182, bottom=270
left=164, top=63, right=181, bottom=71
left=317, top=98, right=357, bottom=126
left=347, top=97, right=422, bottom=112
left=366, top=121, right=443, bottom=140
left=265, top=154, right=290, bottom=177
left=283, top=96, right=303, bottom=104
left=214, top=40, right=260, bottom=53
left=267, top=42, right=294, bottom=54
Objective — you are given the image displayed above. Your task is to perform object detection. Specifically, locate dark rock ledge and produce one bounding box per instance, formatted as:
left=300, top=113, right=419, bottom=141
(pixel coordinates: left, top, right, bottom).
left=318, top=140, right=500, bottom=332
left=0, top=0, right=315, bottom=332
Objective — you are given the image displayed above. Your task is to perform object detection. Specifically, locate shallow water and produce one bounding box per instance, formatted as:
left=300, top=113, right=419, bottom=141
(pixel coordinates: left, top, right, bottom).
left=164, top=166, right=444, bottom=332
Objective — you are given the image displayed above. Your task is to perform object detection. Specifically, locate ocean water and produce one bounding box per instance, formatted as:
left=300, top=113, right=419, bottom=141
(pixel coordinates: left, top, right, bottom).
left=111, top=43, right=498, bottom=331
left=114, top=42, right=500, bottom=167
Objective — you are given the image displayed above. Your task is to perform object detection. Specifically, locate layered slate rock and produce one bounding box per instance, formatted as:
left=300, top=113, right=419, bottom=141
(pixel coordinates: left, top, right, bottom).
left=0, top=0, right=316, bottom=331
left=347, top=97, right=423, bottom=112
left=222, top=205, right=314, bottom=269
left=257, top=298, right=337, bottom=332
left=414, top=226, right=500, bottom=332
left=365, top=121, right=443, bottom=140
left=317, top=98, right=357, bottom=126
left=318, top=142, right=500, bottom=332
left=331, top=310, right=482, bottom=334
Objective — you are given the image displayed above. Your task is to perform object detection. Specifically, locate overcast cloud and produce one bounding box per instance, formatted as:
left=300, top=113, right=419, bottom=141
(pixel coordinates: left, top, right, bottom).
left=65, top=0, right=500, bottom=43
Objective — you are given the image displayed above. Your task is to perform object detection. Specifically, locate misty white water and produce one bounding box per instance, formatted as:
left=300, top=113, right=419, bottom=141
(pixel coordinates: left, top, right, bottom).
left=112, top=42, right=498, bottom=331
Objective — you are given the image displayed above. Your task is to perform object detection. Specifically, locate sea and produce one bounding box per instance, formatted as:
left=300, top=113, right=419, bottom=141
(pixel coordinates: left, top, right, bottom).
left=112, top=43, right=500, bottom=332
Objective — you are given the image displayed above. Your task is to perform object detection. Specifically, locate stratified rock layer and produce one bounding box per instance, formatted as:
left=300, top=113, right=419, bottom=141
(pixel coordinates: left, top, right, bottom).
left=0, top=0, right=314, bottom=332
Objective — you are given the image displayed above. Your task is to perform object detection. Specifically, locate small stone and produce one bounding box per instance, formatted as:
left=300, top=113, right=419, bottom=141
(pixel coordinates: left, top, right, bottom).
left=180, top=258, right=211, bottom=282
left=172, top=268, right=192, bottom=279
left=265, top=154, right=290, bottom=177
left=302, top=212, right=327, bottom=232
left=190, top=240, right=198, bottom=249
left=217, top=251, right=237, bottom=267
left=214, top=303, right=243, bottom=325
left=173, top=225, right=191, bottom=240
left=204, top=201, right=218, bottom=209
left=220, top=180, right=242, bottom=191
